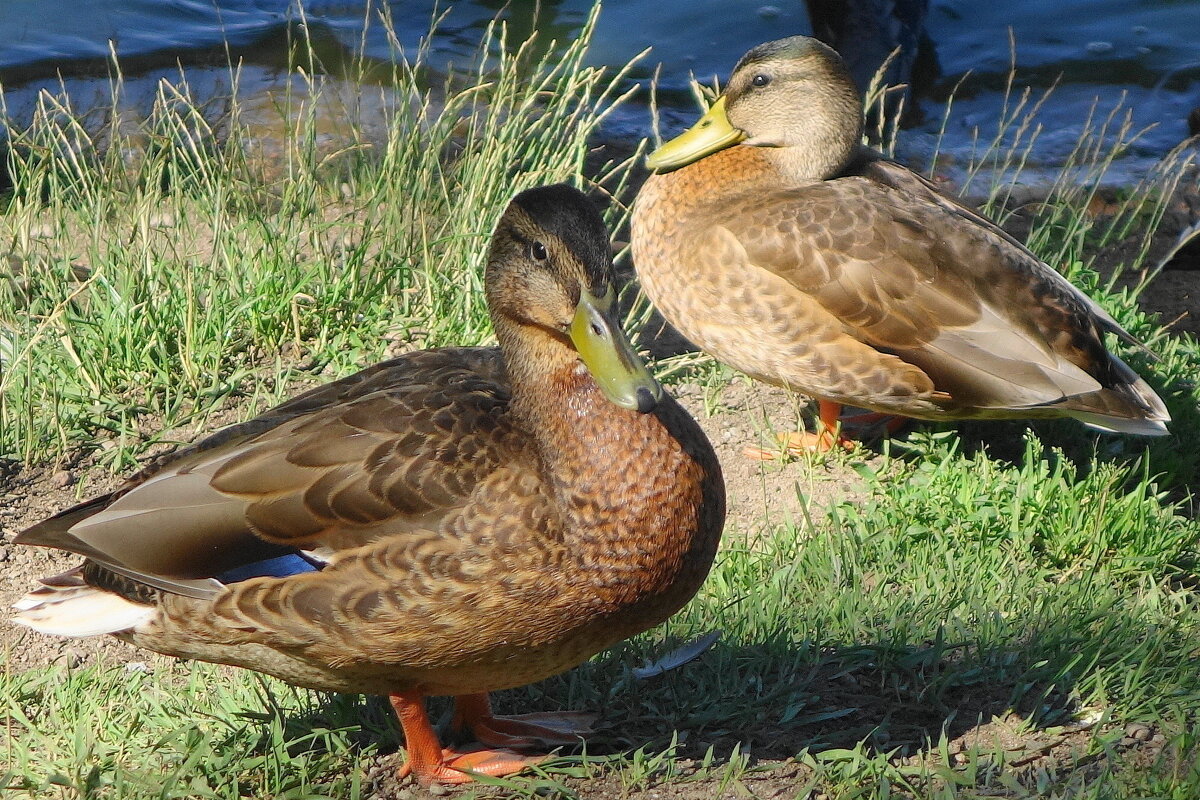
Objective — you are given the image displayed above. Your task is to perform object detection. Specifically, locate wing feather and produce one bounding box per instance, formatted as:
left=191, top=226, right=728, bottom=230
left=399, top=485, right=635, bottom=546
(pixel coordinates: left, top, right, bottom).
left=727, top=177, right=1126, bottom=409
left=16, top=347, right=521, bottom=592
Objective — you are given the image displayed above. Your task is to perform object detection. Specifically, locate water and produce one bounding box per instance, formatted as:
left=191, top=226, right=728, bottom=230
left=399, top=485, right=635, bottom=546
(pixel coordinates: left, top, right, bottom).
left=1, top=0, right=1198, bottom=182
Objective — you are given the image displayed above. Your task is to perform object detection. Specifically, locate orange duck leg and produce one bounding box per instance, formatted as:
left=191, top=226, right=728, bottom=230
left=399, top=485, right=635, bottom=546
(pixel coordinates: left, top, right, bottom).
left=745, top=400, right=853, bottom=458
left=391, top=691, right=544, bottom=786
left=746, top=400, right=909, bottom=458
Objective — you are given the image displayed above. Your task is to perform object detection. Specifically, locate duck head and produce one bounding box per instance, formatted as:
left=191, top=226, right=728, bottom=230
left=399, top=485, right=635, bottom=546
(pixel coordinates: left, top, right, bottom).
left=486, top=184, right=662, bottom=413
left=647, top=36, right=863, bottom=181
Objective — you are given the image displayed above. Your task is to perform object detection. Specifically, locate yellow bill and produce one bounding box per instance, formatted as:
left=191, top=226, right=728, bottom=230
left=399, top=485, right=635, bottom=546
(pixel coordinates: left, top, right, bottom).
left=569, top=287, right=662, bottom=413
left=645, top=96, right=746, bottom=172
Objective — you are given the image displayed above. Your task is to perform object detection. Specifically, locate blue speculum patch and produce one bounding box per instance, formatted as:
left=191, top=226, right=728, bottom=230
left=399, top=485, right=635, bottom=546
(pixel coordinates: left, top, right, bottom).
left=217, top=553, right=323, bottom=584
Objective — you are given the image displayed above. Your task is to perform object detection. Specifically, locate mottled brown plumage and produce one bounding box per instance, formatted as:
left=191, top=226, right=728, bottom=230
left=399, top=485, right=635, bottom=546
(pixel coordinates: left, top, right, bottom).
left=632, top=36, right=1169, bottom=444
left=13, top=184, right=725, bottom=785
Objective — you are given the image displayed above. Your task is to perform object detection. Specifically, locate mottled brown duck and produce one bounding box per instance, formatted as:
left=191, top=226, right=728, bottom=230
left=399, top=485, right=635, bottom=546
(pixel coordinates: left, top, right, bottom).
left=632, top=36, right=1170, bottom=453
left=12, top=184, right=725, bottom=786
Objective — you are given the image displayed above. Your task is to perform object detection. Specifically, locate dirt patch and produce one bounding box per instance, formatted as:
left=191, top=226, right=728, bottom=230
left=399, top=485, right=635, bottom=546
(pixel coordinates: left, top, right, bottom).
left=672, top=379, right=879, bottom=537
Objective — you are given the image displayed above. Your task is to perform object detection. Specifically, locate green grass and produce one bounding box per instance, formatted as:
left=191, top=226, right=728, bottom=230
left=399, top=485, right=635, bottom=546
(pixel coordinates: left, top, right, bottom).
left=5, top=6, right=1200, bottom=799
left=2, top=661, right=374, bottom=798
left=7, top=459, right=1200, bottom=797
left=0, top=7, right=640, bottom=470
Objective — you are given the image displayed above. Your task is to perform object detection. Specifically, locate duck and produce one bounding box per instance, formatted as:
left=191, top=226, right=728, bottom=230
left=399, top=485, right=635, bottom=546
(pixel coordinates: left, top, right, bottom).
left=11, top=184, right=726, bottom=786
left=632, top=36, right=1170, bottom=453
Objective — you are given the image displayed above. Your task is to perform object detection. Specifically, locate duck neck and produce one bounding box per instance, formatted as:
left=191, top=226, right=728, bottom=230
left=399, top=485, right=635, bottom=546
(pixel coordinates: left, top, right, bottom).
left=641, top=147, right=782, bottom=209
left=495, top=316, right=674, bottom=523
left=496, top=317, right=639, bottom=476
left=496, top=315, right=721, bottom=610
left=762, top=134, right=858, bottom=181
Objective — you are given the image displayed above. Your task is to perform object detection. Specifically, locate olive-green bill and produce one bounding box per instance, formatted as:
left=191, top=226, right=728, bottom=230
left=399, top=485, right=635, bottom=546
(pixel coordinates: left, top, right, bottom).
left=645, top=96, right=746, bottom=172
left=569, top=287, right=662, bottom=412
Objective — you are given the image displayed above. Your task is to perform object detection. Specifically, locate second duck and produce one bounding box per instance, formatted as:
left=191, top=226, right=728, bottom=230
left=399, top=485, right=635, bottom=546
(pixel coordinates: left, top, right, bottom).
left=633, top=36, right=1169, bottom=452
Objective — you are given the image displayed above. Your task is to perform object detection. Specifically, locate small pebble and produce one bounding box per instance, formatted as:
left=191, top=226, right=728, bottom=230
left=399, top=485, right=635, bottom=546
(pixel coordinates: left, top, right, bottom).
left=54, top=649, right=84, bottom=669
left=1126, top=722, right=1152, bottom=741
left=49, top=470, right=74, bottom=489
left=427, top=782, right=448, bottom=796
left=0, top=546, right=9, bottom=562
left=952, top=751, right=969, bottom=765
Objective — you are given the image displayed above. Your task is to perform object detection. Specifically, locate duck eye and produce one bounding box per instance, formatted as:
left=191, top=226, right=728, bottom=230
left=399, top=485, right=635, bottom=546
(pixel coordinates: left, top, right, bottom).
left=529, top=241, right=548, bottom=261
left=751, top=73, right=771, bottom=88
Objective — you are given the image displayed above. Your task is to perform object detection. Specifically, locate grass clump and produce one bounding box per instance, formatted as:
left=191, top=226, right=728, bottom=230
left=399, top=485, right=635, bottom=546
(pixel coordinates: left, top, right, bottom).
left=555, top=451, right=1200, bottom=797
left=2, top=660, right=378, bottom=799
left=0, top=7, right=639, bottom=469
left=846, top=435, right=1195, bottom=578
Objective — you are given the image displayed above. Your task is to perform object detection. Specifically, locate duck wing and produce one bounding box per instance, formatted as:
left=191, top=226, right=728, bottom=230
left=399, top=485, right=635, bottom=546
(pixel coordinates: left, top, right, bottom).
left=716, top=171, right=1166, bottom=427
left=859, top=156, right=1142, bottom=347
left=16, top=347, right=521, bottom=598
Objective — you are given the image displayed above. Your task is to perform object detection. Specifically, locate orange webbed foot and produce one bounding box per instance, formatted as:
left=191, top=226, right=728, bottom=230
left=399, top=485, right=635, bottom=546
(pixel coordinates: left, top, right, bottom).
left=451, top=693, right=595, bottom=750
left=397, top=744, right=545, bottom=785
left=741, top=400, right=909, bottom=460
left=392, top=691, right=551, bottom=787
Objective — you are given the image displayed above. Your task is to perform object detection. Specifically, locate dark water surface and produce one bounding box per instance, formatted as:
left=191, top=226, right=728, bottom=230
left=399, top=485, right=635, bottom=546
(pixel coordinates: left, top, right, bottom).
left=1, top=1, right=1198, bottom=181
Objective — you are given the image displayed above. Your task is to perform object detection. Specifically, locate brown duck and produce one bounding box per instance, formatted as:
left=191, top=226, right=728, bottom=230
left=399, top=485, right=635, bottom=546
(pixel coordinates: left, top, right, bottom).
left=12, top=184, right=725, bottom=786
left=632, top=36, right=1170, bottom=452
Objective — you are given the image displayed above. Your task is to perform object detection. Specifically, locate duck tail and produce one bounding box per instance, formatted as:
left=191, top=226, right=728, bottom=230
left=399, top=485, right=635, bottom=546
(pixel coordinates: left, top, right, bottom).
left=11, top=569, right=154, bottom=637
left=1067, top=354, right=1171, bottom=436
left=1072, top=410, right=1169, bottom=437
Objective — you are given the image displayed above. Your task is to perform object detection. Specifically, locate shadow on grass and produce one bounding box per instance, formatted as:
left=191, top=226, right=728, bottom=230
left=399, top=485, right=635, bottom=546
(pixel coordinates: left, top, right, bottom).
left=248, top=636, right=1080, bottom=780
left=558, top=639, right=1082, bottom=765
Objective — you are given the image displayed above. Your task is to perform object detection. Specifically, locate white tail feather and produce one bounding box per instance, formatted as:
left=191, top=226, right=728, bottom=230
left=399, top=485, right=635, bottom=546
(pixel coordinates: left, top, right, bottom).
left=10, top=586, right=154, bottom=637
left=1072, top=411, right=1170, bottom=437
